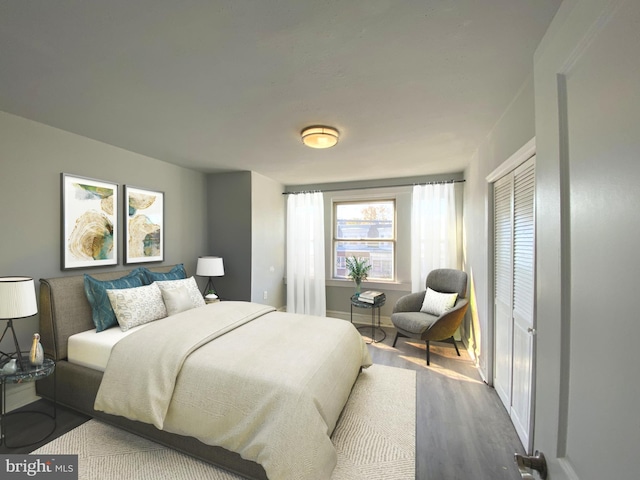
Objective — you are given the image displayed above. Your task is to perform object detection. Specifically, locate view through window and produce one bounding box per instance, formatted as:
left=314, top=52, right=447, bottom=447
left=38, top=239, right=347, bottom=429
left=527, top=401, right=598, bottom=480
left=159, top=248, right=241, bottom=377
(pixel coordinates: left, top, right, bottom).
left=333, top=200, right=395, bottom=281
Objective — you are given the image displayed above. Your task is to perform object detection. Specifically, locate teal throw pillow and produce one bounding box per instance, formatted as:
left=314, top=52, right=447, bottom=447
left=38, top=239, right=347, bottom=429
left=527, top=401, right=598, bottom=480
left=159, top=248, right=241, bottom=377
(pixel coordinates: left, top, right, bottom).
left=140, top=264, right=186, bottom=284
left=84, top=270, right=145, bottom=332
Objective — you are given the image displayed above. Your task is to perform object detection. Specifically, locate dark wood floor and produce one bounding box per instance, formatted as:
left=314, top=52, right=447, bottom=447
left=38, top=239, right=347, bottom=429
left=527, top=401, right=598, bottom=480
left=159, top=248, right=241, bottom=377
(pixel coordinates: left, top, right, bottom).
left=364, top=326, right=525, bottom=480
left=2, top=327, right=524, bottom=480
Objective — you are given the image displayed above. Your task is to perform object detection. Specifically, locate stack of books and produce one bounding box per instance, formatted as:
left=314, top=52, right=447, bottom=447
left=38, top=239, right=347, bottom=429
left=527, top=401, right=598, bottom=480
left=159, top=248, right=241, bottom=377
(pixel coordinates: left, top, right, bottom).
left=358, top=290, right=385, bottom=304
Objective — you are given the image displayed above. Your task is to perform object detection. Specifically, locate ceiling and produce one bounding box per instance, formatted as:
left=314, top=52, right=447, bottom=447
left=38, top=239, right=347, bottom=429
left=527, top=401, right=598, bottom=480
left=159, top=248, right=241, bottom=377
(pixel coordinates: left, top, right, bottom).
left=0, top=1, right=562, bottom=186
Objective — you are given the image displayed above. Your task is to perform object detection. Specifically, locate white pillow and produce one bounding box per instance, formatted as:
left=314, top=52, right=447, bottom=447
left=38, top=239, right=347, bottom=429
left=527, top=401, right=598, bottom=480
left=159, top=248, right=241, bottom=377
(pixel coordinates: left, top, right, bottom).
left=420, top=288, right=458, bottom=316
left=161, top=285, right=194, bottom=316
left=106, top=283, right=167, bottom=331
left=155, top=277, right=206, bottom=309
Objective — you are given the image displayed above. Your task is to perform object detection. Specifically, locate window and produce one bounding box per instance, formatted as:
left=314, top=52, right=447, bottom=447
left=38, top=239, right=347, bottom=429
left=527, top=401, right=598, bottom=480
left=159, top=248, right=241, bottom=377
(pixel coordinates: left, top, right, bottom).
left=333, top=199, right=395, bottom=281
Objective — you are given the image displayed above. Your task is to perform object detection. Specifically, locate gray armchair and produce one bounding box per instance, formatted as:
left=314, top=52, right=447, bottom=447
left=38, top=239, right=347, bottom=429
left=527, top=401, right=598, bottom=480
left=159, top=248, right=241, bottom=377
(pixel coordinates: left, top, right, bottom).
left=391, top=269, right=469, bottom=365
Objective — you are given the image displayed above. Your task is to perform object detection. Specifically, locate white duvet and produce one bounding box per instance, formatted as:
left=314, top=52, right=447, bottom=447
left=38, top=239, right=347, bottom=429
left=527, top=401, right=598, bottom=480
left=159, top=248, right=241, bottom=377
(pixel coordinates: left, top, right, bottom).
left=94, top=301, right=371, bottom=480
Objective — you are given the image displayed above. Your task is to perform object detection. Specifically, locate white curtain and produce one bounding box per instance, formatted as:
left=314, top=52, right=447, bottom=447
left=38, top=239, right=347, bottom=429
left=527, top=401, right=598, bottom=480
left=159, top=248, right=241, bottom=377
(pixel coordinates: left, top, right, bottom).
left=411, top=183, right=458, bottom=292
left=286, top=192, right=326, bottom=316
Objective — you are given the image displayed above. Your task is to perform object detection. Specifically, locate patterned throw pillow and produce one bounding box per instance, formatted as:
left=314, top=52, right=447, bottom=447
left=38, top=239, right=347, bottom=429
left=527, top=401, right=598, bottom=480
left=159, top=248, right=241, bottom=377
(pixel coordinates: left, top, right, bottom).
left=140, top=264, right=186, bottom=284
left=106, top=283, right=168, bottom=331
left=84, top=270, right=146, bottom=332
left=420, top=288, right=458, bottom=316
left=155, top=277, right=205, bottom=309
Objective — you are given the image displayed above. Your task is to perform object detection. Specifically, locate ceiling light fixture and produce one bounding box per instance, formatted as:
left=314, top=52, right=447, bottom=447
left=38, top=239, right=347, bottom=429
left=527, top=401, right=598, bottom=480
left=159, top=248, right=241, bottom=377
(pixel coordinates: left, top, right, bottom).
left=301, top=126, right=339, bottom=149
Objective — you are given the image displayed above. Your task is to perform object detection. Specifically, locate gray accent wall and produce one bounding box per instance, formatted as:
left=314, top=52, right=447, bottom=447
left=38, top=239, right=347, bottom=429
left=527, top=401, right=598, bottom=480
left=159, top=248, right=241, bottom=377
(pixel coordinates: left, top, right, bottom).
left=206, top=171, right=285, bottom=308
left=206, top=172, right=253, bottom=301
left=0, top=111, right=208, bottom=362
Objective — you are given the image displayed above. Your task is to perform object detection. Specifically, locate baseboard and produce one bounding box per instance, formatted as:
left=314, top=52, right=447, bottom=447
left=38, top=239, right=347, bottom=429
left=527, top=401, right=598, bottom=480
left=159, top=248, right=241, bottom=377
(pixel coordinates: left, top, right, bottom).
left=4, top=382, right=38, bottom=412
left=463, top=339, right=476, bottom=362
left=326, top=309, right=393, bottom=327
left=462, top=340, right=490, bottom=384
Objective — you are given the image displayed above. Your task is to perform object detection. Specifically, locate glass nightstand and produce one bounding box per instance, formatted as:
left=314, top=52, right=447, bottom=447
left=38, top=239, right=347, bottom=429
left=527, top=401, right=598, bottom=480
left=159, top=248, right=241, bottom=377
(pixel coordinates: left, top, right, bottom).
left=0, top=357, right=56, bottom=448
left=350, top=294, right=387, bottom=344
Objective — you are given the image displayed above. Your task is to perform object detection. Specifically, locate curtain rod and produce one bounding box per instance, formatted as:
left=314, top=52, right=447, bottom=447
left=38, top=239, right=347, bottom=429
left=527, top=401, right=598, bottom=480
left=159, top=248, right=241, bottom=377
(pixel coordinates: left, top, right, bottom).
left=282, top=179, right=465, bottom=195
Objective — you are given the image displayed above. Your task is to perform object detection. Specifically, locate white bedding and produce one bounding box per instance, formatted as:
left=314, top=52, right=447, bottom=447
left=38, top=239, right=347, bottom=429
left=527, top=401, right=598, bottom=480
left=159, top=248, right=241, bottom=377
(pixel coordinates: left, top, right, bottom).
left=95, top=301, right=372, bottom=480
left=68, top=324, right=151, bottom=372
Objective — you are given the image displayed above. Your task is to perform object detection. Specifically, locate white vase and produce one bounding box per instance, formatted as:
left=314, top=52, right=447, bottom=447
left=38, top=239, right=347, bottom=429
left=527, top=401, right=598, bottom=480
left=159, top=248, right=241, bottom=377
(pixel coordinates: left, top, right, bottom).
left=30, top=333, right=44, bottom=366
left=0, top=359, right=17, bottom=374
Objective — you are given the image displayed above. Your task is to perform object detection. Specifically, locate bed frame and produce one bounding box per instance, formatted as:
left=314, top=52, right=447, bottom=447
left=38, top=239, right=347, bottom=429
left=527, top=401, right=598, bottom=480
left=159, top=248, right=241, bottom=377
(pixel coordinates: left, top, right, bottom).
left=35, top=266, right=267, bottom=480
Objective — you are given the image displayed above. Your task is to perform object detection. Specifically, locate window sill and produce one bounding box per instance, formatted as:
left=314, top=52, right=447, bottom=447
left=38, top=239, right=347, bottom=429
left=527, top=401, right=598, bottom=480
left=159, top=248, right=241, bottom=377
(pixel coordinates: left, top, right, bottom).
left=325, top=279, right=410, bottom=292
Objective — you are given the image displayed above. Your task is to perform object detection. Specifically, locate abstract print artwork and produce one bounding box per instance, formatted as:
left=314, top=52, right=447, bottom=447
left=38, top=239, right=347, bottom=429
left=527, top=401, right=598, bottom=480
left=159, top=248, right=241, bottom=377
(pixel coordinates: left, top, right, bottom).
left=124, top=185, right=164, bottom=264
left=61, top=173, right=119, bottom=269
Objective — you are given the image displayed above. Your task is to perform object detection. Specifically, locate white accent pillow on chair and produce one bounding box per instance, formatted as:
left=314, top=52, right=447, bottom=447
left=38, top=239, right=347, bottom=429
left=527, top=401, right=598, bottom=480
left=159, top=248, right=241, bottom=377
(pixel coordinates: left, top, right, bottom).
left=420, top=288, right=458, bottom=316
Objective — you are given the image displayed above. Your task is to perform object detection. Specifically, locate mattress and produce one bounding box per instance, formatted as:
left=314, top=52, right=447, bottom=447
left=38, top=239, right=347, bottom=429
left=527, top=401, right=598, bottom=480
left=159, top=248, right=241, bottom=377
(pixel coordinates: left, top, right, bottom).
left=67, top=324, right=151, bottom=372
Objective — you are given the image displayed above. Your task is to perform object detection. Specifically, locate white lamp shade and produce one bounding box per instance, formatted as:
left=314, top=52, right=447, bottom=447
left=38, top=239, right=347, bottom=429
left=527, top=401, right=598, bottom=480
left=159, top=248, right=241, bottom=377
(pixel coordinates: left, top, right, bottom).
left=196, top=256, right=225, bottom=277
left=0, top=277, right=38, bottom=319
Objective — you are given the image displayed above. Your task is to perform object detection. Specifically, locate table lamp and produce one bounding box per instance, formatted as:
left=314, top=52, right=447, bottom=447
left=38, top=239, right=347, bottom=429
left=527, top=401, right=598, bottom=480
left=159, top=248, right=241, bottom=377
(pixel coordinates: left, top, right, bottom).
left=196, top=256, right=225, bottom=297
left=0, top=277, right=38, bottom=369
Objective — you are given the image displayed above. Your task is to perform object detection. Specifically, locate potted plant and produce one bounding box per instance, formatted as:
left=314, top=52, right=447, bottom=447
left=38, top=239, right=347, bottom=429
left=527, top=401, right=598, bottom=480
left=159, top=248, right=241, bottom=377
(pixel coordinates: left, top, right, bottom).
left=345, top=256, right=372, bottom=295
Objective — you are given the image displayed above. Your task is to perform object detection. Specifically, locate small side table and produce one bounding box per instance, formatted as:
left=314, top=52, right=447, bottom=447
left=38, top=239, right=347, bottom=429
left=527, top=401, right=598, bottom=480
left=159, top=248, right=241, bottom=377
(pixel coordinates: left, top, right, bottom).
left=0, top=357, right=56, bottom=448
left=350, top=294, right=387, bottom=344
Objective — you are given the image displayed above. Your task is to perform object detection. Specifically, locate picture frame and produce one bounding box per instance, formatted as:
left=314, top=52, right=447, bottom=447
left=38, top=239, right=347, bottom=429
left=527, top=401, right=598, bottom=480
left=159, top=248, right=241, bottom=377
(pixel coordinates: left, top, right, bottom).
left=124, top=185, right=164, bottom=264
left=61, top=173, right=119, bottom=270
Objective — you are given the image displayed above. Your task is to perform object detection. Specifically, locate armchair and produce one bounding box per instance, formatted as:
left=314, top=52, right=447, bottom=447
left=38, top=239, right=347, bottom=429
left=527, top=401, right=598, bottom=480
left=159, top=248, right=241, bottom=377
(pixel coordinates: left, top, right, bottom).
left=391, top=269, right=469, bottom=365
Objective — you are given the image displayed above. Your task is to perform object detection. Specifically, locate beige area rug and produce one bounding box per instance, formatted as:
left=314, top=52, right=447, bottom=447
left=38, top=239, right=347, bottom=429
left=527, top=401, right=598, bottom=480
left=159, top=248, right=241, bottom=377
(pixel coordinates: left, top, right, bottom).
left=33, top=364, right=416, bottom=479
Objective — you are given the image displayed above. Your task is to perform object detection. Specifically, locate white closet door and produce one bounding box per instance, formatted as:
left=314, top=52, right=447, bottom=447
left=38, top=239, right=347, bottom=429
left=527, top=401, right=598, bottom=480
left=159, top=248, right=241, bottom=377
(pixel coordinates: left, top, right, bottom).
left=493, top=174, right=513, bottom=409
left=493, top=155, right=536, bottom=452
left=510, top=156, right=536, bottom=451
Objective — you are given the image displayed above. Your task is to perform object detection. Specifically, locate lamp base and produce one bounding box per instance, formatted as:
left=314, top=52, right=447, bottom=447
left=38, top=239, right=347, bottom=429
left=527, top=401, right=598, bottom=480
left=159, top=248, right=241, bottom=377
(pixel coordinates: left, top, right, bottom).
left=0, top=319, right=25, bottom=369
left=202, top=277, right=218, bottom=297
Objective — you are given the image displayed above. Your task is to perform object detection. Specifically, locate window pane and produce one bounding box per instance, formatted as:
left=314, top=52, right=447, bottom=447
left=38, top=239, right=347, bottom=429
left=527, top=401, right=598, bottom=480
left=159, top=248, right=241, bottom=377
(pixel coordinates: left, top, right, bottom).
left=335, top=201, right=394, bottom=240
left=334, top=241, right=394, bottom=280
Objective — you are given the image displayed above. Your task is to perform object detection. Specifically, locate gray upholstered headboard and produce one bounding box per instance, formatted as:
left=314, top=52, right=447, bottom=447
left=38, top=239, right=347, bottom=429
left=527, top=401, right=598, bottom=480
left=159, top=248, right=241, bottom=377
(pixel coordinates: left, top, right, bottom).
left=39, top=265, right=182, bottom=361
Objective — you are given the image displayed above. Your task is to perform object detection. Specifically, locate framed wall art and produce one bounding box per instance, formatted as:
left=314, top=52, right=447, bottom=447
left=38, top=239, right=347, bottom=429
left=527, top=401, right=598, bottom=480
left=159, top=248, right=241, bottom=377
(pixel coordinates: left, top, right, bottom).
left=124, top=185, right=164, bottom=264
left=61, top=173, right=119, bottom=270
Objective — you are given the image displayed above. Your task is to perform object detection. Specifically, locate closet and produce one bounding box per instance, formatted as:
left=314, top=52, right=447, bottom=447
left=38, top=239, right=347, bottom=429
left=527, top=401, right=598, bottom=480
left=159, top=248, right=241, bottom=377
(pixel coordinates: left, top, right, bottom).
left=493, top=155, right=535, bottom=451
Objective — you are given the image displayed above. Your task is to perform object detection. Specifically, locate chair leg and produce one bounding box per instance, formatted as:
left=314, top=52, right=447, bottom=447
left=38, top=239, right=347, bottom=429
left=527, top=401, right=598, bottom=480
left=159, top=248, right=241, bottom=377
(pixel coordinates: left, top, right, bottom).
left=425, top=340, right=430, bottom=365
left=392, top=332, right=399, bottom=348
left=451, top=336, right=460, bottom=357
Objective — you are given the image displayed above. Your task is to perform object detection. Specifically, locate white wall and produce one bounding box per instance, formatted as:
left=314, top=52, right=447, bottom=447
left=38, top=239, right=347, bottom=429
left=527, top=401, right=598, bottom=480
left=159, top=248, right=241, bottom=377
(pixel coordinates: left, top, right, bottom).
left=462, top=76, right=536, bottom=379
left=250, top=172, right=285, bottom=307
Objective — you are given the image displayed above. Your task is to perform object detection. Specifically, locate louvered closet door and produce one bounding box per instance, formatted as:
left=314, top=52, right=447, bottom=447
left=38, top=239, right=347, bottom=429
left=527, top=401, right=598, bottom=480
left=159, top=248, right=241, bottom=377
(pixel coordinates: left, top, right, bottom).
left=493, top=173, right=514, bottom=410
left=493, top=155, right=536, bottom=452
left=510, top=156, right=535, bottom=451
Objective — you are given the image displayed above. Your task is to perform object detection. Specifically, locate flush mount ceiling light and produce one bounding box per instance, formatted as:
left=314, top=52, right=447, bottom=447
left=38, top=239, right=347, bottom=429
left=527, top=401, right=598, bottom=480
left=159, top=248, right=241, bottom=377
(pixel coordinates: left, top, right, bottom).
left=301, top=126, right=339, bottom=149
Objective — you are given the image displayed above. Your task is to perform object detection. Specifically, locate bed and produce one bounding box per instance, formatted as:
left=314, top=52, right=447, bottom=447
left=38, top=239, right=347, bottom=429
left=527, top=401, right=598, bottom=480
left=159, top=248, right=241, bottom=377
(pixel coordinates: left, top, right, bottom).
left=36, top=266, right=371, bottom=479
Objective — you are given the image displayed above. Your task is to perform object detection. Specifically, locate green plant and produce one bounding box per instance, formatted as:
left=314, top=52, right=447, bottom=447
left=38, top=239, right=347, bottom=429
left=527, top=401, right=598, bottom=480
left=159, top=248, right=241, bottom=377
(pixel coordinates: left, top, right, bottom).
left=345, top=256, right=372, bottom=282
